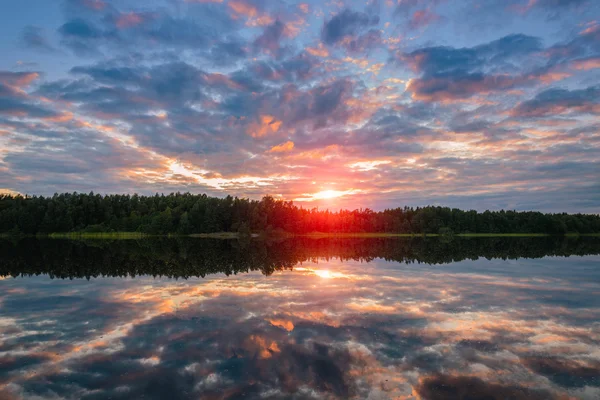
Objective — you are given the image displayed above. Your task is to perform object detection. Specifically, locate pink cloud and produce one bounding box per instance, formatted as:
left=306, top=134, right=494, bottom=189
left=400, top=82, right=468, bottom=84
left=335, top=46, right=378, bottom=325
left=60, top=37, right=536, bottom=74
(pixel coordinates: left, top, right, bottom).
left=116, top=13, right=146, bottom=29
left=572, top=56, right=600, bottom=70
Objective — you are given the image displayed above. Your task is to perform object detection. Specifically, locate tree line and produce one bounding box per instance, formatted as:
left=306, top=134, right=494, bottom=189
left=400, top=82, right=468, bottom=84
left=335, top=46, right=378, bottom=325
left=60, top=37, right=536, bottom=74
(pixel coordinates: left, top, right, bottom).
left=1, top=192, right=599, bottom=235
left=1, top=236, right=599, bottom=279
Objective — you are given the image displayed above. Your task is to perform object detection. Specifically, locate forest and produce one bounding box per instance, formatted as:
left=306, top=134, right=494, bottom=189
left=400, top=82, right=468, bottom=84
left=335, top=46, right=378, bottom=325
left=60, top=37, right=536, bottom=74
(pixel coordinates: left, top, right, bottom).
left=1, top=192, right=599, bottom=235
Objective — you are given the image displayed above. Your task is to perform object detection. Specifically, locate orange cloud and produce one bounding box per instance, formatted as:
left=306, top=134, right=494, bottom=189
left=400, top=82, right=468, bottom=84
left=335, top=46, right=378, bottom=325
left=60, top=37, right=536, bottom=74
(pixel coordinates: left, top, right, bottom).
left=229, top=0, right=258, bottom=17
left=229, top=0, right=273, bottom=26
left=572, top=57, right=600, bottom=70
left=269, top=141, right=294, bottom=153
left=247, top=335, right=281, bottom=358
left=0, top=188, right=21, bottom=196
left=0, top=72, right=40, bottom=88
left=536, top=70, right=571, bottom=84
left=248, top=115, right=282, bottom=138
left=43, top=112, right=74, bottom=123
left=267, top=319, right=294, bottom=331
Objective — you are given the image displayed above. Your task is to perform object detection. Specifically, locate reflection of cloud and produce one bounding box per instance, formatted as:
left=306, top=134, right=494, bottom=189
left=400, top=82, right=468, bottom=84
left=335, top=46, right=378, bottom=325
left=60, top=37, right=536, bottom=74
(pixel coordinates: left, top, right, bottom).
left=0, top=255, right=599, bottom=399
left=267, top=319, right=294, bottom=332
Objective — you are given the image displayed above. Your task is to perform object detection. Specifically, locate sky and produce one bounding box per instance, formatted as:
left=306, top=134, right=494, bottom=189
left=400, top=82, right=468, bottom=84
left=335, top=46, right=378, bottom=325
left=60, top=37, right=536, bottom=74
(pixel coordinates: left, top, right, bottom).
left=0, top=0, right=599, bottom=212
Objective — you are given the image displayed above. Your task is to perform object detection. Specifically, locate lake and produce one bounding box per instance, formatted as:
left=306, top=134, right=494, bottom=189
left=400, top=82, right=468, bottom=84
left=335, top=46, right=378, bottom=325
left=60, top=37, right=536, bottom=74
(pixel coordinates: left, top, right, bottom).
left=0, top=237, right=599, bottom=399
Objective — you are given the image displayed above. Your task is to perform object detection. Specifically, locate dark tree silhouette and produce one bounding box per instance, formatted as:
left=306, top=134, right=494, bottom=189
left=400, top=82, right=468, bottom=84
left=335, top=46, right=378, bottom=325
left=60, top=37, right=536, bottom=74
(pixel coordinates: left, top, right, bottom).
left=1, top=193, right=599, bottom=235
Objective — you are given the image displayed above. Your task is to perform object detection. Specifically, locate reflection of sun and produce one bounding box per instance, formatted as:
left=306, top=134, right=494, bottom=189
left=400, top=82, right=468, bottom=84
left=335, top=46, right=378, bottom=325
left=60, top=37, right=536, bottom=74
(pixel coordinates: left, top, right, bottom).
left=314, top=270, right=332, bottom=279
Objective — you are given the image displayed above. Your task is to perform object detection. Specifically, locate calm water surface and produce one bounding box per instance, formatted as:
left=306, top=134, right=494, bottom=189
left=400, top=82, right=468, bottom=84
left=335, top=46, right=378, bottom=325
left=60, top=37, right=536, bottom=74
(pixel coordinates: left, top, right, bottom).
left=0, top=238, right=599, bottom=399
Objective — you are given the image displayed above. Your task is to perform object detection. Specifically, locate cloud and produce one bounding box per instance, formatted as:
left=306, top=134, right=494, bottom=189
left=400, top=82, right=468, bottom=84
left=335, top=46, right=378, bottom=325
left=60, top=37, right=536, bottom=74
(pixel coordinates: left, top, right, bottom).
left=55, top=2, right=240, bottom=57
left=398, top=34, right=551, bottom=101
left=571, top=56, right=600, bottom=70
left=0, top=76, right=62, bottom=120
left=269, top=141, right=294, bottom=153
left=205, top=37, right=248, bottom=66
left=415, top=374, right=556, bottom=399
left=1, top=244, right=599, bottom=399
left=409, top=9, right=441, bottom=30
left=401, top=33, right=543, bottom=75
left=406, top=71, right=528, bottom=102
left=20, top=26, right=56, bottom=52
left=0, top=71, right=40, bottom=87
left=344, top=29, right=382, bottom=53
left=59, top=18, right=102, bottom=39
left=247, top=115, right=282, bottom=138
left=511, top=85, right=600, bottom=117
left=1, top=0, right=599, bottom=211
left=395, top=0, right=446, bottom=15
left=321, top=9, right=379, bottom=45
left=253, top=20, right=286, bottom=56
left=522, top=356, right=600, bottom=388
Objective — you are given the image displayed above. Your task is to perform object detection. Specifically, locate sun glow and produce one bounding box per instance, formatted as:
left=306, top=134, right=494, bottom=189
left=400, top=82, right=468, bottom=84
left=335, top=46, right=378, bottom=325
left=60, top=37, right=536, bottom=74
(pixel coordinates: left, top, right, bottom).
left=313, top=190, right=344, bottom=200
left=297, top=189, right=358, bottom=201
left=314, top=270, right=332, bottom=279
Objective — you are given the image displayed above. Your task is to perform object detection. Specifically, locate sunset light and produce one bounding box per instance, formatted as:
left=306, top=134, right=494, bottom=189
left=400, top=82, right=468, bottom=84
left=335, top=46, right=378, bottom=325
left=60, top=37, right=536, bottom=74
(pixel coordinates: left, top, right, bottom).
left=0, top=0, right=596, bottom=212
left=314, top=269, right=332, bottom=279
left=312, top=190, right=346, bottom=200
left=1, top=1, right=599, bottom=398
left=295, top=189, right=360, bottom=203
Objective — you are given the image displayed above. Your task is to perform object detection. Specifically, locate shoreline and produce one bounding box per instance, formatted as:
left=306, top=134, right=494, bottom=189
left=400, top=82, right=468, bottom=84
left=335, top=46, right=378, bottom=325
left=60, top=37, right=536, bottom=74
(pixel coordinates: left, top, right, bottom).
left=1, top=232, right=599, bottom=240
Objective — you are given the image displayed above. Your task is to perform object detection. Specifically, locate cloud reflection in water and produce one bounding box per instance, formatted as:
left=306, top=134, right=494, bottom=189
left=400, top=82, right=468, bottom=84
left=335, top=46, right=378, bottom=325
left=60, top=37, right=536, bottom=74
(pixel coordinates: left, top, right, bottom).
left=0, top=238, right=599, bottom=399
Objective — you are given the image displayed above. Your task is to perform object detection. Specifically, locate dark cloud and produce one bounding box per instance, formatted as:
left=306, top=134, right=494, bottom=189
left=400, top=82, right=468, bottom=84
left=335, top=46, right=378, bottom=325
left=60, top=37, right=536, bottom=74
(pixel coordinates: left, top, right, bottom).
left=70, top=65, right=142, bottom=85
left=69, top=61, right=206, bottom=108
left=321, top=9, right=379, bottom=45
left=402, top=33, right=542, bottom=74
left=20, top=26, right=56, bottom=51
left=59, top=18, right=103, bottom=39
left=253, top=20, right=286, bottom=57
left=407, top=70, right=528, bottom=102
left=415, top=374, right=556, bottom=400
left=345, top=29, right=382, bottom=53
left=58, top=18, right=108, bottom=55
left=511, top=85, right=600, bottom=117
left=522, top=357, right=600, bottom=388
left=0, top=84, right=60, bottom=119
left=399, top=34, right=548, bottom=101
left=56, top=2, right=240, bottom=57
left=312, top=80, right=351, bottom=116
left=448, top=119, right=491, bottom=133
left=206, top=37, right=248, bottom=66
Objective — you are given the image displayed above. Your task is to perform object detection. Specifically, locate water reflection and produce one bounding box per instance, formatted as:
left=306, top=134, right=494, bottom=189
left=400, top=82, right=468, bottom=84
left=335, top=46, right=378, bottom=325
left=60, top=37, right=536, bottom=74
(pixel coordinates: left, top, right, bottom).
left=1, top=236, right=599, bottom=279
left=0, top=238, right=599, bottom=399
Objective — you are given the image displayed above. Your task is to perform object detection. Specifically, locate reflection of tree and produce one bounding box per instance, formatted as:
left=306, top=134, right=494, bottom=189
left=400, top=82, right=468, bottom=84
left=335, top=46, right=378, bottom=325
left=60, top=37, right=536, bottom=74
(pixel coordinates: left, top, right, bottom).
left=1, top=237, right=599, bottom=279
